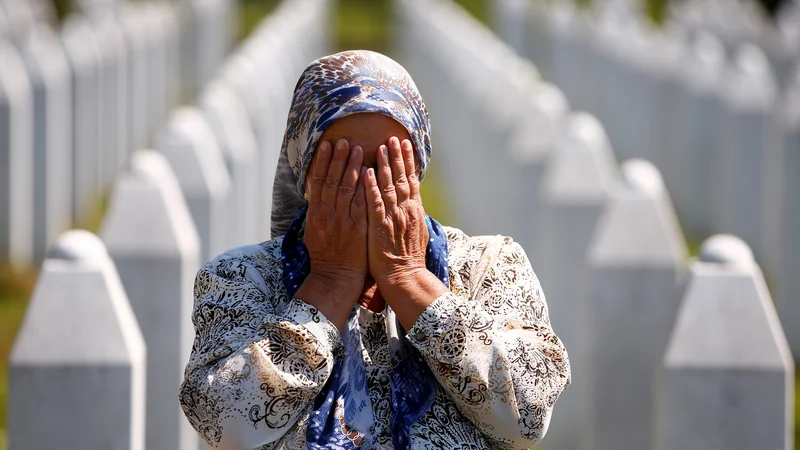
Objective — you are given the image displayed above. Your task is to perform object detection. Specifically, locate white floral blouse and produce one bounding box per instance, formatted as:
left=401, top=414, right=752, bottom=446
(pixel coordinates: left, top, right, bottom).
left=179, top=226, right=571, bottom=449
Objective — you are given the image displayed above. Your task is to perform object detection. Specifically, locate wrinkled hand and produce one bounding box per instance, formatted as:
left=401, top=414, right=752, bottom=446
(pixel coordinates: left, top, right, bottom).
left=365, top=137, right=430, bottom=288
left=304, top=139, right=368, bottom=288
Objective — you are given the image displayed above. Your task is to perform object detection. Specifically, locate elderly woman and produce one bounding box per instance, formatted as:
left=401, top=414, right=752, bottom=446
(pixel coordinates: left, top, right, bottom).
left=180, top=50, right=570, bottom=450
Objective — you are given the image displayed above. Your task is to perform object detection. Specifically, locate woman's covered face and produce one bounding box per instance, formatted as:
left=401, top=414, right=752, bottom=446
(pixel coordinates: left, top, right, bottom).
left=315, top=112, right=415, bottom=173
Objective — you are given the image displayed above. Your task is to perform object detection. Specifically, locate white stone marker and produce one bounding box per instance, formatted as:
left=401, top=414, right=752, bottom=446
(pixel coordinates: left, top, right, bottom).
left=760, top=3, right=800, bottom=90
left=587, top=159, right=688, bottom=450
left=714, top=43, right=781, bottom=277
left=221, top=54, right=273, bottom=235
left=0, top=38, right=33, bottom=267
left=119, top=4, right=150, bottom=150
left=61, top=15, right=102, bottom=224
left=8, top=229, right=146, bottom=450
left=669, top=31, right=726, bottom=240
left=492, top=0, right=529, bottom=54
left=21, top=25, right=73, bottom=265
left=101, top=150, right=200, bottom=450
left=777, top=66, right=800, bottom=360
left=156, top=2, right=181, bottom=112
left=0, top=0, right=36, bottom=42
left=523, top=0, right=554, bottom=78
left=191, top=0, right=227, bottom=90
left=538, top=112, right=618, bottom=450
left=510, top=82, right=569, bottom=265
left=549, top=1, right=593, bottom=113
left=158, top=107, right=232, bottom=263
left=657, top=234, right=794, bottom=450
left=90, top=15, right=129, bottom=189
left=200, top=80, right=260, bottom=246
left=139, top=2, right=168, bottom=133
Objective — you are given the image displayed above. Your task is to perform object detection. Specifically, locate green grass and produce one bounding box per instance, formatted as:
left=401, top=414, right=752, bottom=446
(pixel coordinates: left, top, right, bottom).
left=0, top=268, right=36, bottom=439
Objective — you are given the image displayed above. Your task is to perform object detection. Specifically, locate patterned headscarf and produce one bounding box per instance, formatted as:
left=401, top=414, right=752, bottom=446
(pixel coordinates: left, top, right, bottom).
left=271, top=50, right=433, bottom=238
left=272, top=51, right=447, bottom=449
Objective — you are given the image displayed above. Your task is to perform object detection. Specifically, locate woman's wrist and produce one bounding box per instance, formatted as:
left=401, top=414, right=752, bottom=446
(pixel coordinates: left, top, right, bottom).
left=378, top=268, right=447, bottom=330
left=295, top=272, right=363, bottom=332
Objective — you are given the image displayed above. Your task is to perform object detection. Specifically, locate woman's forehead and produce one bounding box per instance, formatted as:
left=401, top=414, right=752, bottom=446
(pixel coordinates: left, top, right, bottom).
left=320, top=113, right=412, bottom=146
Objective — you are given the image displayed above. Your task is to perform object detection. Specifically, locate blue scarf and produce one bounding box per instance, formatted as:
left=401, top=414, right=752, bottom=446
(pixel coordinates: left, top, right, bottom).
left=281, top=206, right=449, bottom=449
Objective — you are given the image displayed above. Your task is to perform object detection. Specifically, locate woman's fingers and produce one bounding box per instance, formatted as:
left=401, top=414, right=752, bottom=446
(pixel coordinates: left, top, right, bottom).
left=388, top=137, right=410, bottom=202
left=351, top=166, right=368, bottom=220
left=376, top=144, right=397, bottom=210
left=401, top=139, right=420, bottom=200
left=320, top=139, right=350, bottom=206
left=365, top=168, right=385, bottom=227
left=308, top=140, right=333, bottom=203
left=337, top=145, right=363, bottom=215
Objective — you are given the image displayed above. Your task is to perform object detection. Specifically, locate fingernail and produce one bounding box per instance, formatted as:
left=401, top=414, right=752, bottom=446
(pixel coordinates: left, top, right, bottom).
left=354, top=146, right=362, bottom=156
left=337, top=139, right=347, bottom=150
left=380, top=146, right=387, bottom=157
left=367, top=168, right=375, bottom=178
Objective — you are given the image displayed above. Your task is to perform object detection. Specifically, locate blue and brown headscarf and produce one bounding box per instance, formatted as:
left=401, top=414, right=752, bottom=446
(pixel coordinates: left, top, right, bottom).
left=271, top=50, right=448, bottom=449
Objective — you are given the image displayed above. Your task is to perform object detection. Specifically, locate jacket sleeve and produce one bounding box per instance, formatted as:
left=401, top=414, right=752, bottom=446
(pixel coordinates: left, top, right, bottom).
left=406, top=238, right=571, bottom=449
left=179, top=249, right=343, bottom=449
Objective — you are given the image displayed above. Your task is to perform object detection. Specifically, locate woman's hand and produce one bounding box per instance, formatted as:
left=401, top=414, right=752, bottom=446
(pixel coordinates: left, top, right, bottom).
left=296, top=139, right=368, bottom=331
left=365, top=137, right=446, bottom=328
left=365, top=137, right=427, bottom=284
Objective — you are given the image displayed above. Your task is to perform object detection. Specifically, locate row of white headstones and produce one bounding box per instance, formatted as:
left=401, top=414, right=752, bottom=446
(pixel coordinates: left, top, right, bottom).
left=397, top=0, right=796, bottom=450
left=0, top=0, right=237, bottom=266
left=493, top=0, right=800, bottom=355
left=5, top=0, right=332, bottom=449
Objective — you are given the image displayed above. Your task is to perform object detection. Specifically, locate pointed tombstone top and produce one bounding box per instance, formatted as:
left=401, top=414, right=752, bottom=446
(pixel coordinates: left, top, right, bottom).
left=0, top=38, right=31, bottom=102
left=622, top=158, right=665, bottom=199
left=720, top=42, right=778, bottom=110
left=543, top=112, right=619, bottom=203
left=101, top=150, right=200, bottom=257
left=9, top=230, right=146, bottom=366
left=0, top=0, right=36, bottom=43
left=510, top=83, right=570, bottom=163
left=60, top=14, right=100, bottom=71
left=199, top=80, right=257, bottom=164
left=46, top=229, right=109, bottom=262
left=157, top=107, right=231, bottom=197
left=698, top=233, right=755, bottom=268
left=664, top=234, right=793, bottom=370
left=643, top=22, right=687, bottom=76
left=589, top=159, right=688, bottom=266
left=20, top=25, right=70, bottom=87
left=681, top=31, right=726, bottom=93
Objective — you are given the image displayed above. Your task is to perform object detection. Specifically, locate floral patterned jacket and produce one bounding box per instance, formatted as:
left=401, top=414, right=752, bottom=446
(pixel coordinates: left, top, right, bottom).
left=179, top=226, right=571, bottom=449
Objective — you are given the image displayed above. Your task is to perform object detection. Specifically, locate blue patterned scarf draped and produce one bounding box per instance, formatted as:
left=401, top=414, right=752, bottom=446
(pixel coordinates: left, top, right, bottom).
left=271, top=50, right=446, bottom=449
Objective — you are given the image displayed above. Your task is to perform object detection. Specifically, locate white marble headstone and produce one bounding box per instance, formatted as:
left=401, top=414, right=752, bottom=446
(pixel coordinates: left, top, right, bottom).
left=21, top=25, right=73, bottom=264
left=658, top=234, right=794, bottom=450
left=101, top=150, right=200, bottom=450
left=0, top=38, right=33, bottom=267
left=714, top=42, right=781, bottom=278
left=158, top=107, right=232, bottom=263
left=538, top=112, right=618, bottom=450
left=199, top=80, right=260, bottom=246
left=587, top=158, right=687, bottom=450
left=9, top=229, right=146, bottom=450
left=61, top=15, right=102, bottom=224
